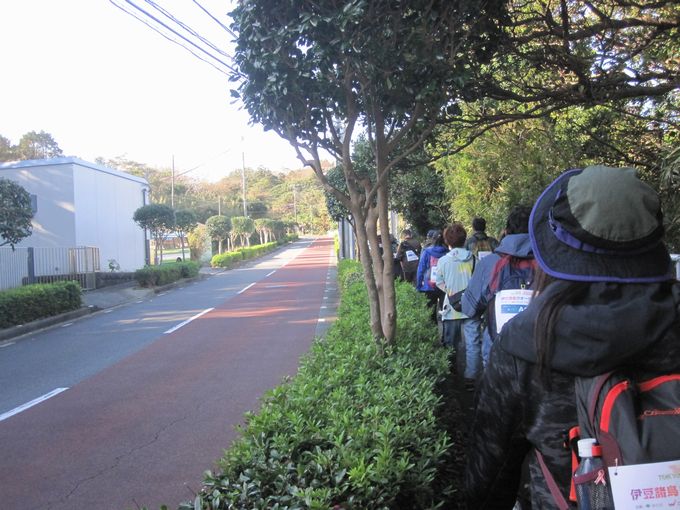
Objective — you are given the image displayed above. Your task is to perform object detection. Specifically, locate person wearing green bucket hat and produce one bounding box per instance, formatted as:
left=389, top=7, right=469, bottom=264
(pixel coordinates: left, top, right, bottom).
left=464, top=166, right=680, bottom=509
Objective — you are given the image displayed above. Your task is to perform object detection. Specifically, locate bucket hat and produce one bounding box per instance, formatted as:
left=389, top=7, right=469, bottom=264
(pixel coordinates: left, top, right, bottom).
left=529, top=165, right=673, bottom=283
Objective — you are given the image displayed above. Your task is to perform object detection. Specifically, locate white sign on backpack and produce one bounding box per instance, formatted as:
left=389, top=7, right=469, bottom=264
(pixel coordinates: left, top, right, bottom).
left=609, top=459, right=680, bottom=509
left=494, top=288, right=533, bottom=334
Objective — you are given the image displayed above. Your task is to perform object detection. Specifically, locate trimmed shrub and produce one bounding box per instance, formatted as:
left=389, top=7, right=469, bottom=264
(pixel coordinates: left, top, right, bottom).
left=0, top=281, right=82, bottom=329
left=134, top=261, right=199, bottom=288
left=183, top=261, right=451, bottom=509
left=211, top=236, right=297, bottom=268
left=210, top=251, right=243, bottom=269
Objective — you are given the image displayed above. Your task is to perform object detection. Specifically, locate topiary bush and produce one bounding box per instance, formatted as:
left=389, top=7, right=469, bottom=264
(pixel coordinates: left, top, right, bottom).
left=0, top=281, right=82, bottom=329
left=134, top=261, right=199, bottom=287
left=210, top=251, right=244, bottom=269
left=211, top=237, right=297, bottom=268
left=181, top=261, right=451, bottom=510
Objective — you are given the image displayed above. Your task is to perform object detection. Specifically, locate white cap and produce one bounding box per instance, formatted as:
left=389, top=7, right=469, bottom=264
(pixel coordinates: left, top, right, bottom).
left=578, top=438, right=597, bottom=458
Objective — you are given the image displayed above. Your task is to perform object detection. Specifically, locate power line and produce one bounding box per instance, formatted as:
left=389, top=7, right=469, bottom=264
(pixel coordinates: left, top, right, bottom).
left=191, top=0, right=237, bottom=39
left=108, top=0, right=240, bottom=77
left=143, top=0, right=233, bottom=60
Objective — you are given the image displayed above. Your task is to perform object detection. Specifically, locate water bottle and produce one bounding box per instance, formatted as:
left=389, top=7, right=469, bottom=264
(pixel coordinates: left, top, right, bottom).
left=573, top=438, right=614, bottom=510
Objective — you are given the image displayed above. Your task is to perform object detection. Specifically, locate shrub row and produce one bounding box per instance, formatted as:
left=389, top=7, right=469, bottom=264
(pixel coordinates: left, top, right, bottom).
left=210, top=235, right=299, bottom=269
left=180, top=259, right=451, bottom=510
left=0, top=281, right=82, bottom=329
left=134, top=260, right=200, bottom=288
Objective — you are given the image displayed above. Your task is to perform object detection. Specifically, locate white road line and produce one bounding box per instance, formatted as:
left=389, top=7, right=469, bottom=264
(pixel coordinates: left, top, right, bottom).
left=266, top=270, right=276, bottom=277
left=164, top=308, right=214, bottom=334
left=0, top=387, right=69, bottom=422
left=238, top=282, right=256, bottom=294
left=0, top=342, right=16, bottom=348
left=61, top=322, right=73, bottom=328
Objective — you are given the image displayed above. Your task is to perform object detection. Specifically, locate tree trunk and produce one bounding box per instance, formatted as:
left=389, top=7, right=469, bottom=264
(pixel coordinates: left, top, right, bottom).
left=376, top=183, right=397, bottom=345
left=352, top=212, right=386, bottom=352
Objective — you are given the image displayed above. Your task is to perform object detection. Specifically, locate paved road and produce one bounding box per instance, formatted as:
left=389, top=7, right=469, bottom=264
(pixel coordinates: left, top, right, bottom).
left=0, top=237, right=337, bottom=510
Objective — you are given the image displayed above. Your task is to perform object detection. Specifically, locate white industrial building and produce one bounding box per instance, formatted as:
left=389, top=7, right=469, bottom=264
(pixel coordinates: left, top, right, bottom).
left=0, top=157, right=149, bottom=289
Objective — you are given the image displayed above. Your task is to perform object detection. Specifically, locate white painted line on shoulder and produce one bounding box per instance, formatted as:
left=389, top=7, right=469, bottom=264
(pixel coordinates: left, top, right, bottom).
left=61, top=322, right=73, bottom=328
left=0, top=387, right=69, bottom=422
left=266, top=270, right=276, bottom=277
left=0, top=342, right=16, bottom=348
left=164, top=308, right=214, bottom=335
left=238, top=282, right=256, bottom=294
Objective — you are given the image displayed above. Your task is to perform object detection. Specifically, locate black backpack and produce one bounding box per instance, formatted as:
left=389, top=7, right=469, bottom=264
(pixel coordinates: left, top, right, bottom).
left=537, top=371, right=680, bottom=508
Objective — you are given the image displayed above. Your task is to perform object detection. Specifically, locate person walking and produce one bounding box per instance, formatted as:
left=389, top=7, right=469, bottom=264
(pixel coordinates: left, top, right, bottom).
left=395, top=228, right=422, bottom=285
left=465, top=217, right=499, bottom=261
left=464, top=166, right=680, bottom=509
left=435, top=223, right=477, bottom=386
left=461, top=205, right=534, bottom=367
left=416, top=229, right=448, bottom=324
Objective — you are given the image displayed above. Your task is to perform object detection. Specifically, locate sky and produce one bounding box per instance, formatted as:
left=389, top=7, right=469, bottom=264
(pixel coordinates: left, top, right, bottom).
left=0, top=0, right=304, bottom=182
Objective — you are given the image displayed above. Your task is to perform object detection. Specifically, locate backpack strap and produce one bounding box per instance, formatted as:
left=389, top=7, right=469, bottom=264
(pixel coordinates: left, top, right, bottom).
left=488, top=255, right=511, bottom=293
left=535, top=450, right=570, bottom=510
left=587, top=372, right=614, bottom=427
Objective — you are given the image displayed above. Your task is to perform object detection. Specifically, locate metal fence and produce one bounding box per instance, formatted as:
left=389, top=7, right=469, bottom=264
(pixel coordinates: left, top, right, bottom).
left=0, top=246, right=100, bottom=291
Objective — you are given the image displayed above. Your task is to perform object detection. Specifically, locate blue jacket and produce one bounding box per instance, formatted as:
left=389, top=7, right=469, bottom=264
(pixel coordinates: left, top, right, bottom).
left=416, top=244, right=449, bottom=292
left=461, top=233, right=533, bottom=318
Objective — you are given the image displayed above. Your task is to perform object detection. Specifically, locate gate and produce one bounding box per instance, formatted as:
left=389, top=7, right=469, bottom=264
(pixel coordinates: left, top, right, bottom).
left=0, top=246, right=100, bottom=291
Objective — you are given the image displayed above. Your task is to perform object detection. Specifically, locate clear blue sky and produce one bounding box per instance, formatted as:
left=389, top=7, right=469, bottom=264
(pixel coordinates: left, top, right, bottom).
left=0, top=0, right=304, bottom=181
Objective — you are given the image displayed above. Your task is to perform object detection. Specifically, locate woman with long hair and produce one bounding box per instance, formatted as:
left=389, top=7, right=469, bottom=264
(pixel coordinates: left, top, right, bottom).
left=464, top=166, right=680, bottom=509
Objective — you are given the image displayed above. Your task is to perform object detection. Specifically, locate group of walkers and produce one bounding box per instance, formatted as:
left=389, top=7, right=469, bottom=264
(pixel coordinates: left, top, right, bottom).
left=392, top=165, right=680, bottom=509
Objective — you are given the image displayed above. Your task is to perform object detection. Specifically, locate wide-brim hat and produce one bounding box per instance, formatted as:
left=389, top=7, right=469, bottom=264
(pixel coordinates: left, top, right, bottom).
left=529, top=165, right=674, bottom=283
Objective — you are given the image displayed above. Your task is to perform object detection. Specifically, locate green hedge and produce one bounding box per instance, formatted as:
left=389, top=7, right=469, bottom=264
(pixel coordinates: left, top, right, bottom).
left=181, top=261, right=451, bottom=509
left=0, top=281, right=82, bottom=329
left=211, top=235, right=299, bottom=269
left=134, top=261, right=200, bottom=288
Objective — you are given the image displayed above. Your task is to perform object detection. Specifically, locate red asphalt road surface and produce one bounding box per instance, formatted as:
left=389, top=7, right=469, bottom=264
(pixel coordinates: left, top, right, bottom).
left=0, top=238, right=334, bottom=510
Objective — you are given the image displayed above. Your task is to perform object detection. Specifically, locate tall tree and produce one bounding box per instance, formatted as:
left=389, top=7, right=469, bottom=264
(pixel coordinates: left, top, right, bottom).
left=0, top=135, right=15, bottom=162
left=231, top=216, right=255, bottom=247
left=205, top=215, right=231, bottom=254
left=439, top=1, right=680, bottom=152
left=132, top=203, right=175, bottom=264
left=0, top=178, right=33, bottom=248
left=174, top=209, right=198, bottom=261
left=16, top=131, right=63, bottom=160
left=229, top=0, right=504, bottom=346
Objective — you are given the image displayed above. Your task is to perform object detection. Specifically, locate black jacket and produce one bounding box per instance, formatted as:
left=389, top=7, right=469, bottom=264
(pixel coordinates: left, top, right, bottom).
left=465, top=281, right=680, bottom=509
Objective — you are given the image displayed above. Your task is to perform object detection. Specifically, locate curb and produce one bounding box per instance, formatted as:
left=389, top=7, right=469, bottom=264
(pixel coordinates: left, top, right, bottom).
left=0, top=306, right=96, bottom=343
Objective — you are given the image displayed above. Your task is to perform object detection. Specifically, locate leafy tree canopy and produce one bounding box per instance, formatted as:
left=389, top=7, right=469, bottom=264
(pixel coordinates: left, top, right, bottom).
left=441, top=0, right=680, bottom=152
left=16, top=131, right=63, bottom=160
left=0, top=178, right=33, bottom=248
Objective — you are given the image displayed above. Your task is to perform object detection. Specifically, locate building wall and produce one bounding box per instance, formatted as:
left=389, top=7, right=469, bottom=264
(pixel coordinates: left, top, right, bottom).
left=0, top=158, right=148, bottom=273
left=0, top=162, right=76, bottom=247
left=73, top=162, right=147, bottom=271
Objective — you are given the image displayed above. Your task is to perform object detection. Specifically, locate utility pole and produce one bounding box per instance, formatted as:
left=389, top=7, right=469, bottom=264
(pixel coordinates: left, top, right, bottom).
left=171, top=155, right=175, bottom=209
left=241, top=137, right=248, bottom=217
left=293, top=185, right=298, bottom=225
